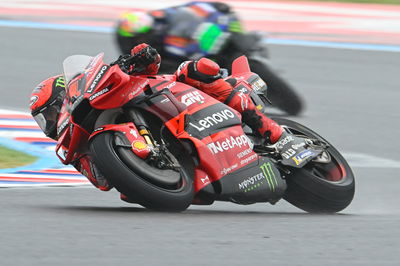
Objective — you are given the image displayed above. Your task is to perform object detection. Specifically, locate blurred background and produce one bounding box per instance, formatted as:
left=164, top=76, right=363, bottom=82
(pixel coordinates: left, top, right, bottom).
left=0, top=1, right=399, bottom=265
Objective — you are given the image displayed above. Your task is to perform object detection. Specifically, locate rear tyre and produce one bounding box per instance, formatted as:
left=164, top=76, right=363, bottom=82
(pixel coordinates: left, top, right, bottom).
left=272, top=117, right=355, bottom=213
left=90, top=132, right=194, bottom=211
left=249, top=59, right=304, bottom=116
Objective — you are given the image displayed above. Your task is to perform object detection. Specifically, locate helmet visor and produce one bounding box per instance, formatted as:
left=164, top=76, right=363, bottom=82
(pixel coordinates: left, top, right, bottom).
left=33, top=98, right=62, bottom=138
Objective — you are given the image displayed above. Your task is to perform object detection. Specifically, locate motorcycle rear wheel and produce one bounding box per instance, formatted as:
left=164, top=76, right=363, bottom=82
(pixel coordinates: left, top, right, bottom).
left=90, top=132, right=194, bottom=211
left=272, top=117, right=355, bottom=213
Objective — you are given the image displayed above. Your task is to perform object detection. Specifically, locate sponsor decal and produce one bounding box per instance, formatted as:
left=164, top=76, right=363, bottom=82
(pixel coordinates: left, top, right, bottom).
left=181, top=91, right=205, bottom=106
left=238, top=92, right=248, bottom=111
left=201, top=175, right=210, bottom=184
left=30, top=96, right=38, bottom=107
left=93, top=127, right=104, bottom=132
left=238, top=86, right=248, bottom=94
left=32, top=84, right=44, bottom=93
left=129, top=81, right=147, bottom=99
left=87, top=65, right=109, bottom=93
left=292, top=142, right=305, bottom=150
left=165, top=81, right=176, bottom=89
left=189, top=109, right=235, bottom=132
left=130, top=129, right=138, bottom=138
left=207, top=135, right=250, bottom=155
left=282, top=148, right=296, bottom=160
left=276, top=135, right=294, bottom=150
left=239, top=162, right=277, bottom=192
left=132, top=140, right=149, bottom=152
left=71, top=95, right=84, bottom=110
left=178, top=61, right=189, bottom=72
left=54, top=76, right=65, bottom=88
left=237, top=148, right=253, bottom=159
left=57, top=118, right=69, bottom=136
left=239, top=172, right=265, bottom=191
left=260, top=162, right=278, bottom=192
left=240, top=154, right=257, bottom=165
left=220, top=163, right=238, bottom=175
left=56, top=146, right=67, bottom=160
left=251, top=78, right=267, bottom=92
left=292, top=150, right=315, bottom=166
left=89, top=87, right=109, bottom=101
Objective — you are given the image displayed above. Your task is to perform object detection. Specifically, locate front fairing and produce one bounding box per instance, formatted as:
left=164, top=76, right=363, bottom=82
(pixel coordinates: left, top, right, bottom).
left=55, top=53, right=107, bottom=163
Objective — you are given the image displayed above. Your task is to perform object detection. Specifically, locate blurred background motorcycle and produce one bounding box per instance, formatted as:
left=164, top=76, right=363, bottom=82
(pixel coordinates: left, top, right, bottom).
left=115, top=1, right=305, bottom=115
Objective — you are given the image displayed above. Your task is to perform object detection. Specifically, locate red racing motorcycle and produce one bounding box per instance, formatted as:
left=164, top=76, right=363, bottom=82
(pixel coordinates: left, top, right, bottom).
left=51, top=53, right=354, bottom=212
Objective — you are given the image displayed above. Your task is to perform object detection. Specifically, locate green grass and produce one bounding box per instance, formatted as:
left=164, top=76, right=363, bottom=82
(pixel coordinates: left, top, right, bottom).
left=0, top=145, right=38, bottom=169
left=290, top=0, right=400, bottom=4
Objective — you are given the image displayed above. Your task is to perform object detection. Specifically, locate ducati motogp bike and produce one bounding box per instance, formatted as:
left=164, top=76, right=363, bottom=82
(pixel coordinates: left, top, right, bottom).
left=49, top=53, right=354, bottom=212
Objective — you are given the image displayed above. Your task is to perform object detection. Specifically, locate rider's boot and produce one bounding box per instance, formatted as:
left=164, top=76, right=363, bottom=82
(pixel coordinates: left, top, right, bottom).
left=205, top=78, right=306, bottom=157
left=223, top=85, right=283, bottom=144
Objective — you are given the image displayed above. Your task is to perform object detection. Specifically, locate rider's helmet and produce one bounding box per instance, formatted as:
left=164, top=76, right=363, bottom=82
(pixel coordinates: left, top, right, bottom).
left=30, top=75, right=66, bottom=140
left=117, top=11, right=154, bottom=38
left=116, top=11, right=163, bottom=54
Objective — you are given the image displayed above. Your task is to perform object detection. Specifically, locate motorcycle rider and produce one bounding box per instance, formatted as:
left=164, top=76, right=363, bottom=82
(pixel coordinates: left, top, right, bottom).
left=114, top=43, right=285, bottom=144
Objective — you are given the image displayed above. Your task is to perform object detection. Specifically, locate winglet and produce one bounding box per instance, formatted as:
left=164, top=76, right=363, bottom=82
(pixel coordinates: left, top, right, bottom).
left=231, top=55, right=251, bottom=75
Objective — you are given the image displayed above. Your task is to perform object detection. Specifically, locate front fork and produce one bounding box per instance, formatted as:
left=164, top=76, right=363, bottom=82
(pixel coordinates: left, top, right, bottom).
left=125, top=108, right=155, bottom=147
left=125, top=108, right=179, bottom=171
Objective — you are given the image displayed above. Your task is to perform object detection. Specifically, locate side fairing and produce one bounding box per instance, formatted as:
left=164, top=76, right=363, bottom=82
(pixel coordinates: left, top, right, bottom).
left=164, top=87, right=260, bottom=193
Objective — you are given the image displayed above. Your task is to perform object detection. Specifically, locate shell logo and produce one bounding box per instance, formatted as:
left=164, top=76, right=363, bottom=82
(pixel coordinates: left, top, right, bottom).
left=132, top=140, right=148, bottom=151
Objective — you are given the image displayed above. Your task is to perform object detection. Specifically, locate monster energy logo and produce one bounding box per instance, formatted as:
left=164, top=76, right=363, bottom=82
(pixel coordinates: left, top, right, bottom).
left=260, top=162, right=278, bottom=192
left=238, top=162, right=278, bottom=193
left=228, top=21, right=243, bottom=33
left=54, top=76, right=65, bottom=88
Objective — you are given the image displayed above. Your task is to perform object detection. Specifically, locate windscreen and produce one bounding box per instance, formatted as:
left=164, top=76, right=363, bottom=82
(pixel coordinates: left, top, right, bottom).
left=62, top=53, right=104, bottom=85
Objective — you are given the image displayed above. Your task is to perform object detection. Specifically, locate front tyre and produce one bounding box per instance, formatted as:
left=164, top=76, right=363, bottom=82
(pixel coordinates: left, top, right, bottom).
left=90, top=132, right=194, bottom=211
left=273, top=117, right=355, bottom=213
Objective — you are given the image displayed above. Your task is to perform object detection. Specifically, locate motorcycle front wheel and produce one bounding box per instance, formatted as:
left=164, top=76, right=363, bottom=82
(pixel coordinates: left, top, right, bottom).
left=272, top=117, right=355, bottom=213
left=90, top=132, right=194, bottom=211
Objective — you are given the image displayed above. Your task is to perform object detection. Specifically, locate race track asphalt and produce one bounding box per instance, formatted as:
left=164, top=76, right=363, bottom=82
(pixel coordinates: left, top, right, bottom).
left=1, top=27, right=400, bottom=266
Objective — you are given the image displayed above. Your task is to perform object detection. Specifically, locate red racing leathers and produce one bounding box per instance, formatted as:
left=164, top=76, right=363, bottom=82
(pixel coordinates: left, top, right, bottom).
left=174, top=57, right=283, bottom=143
